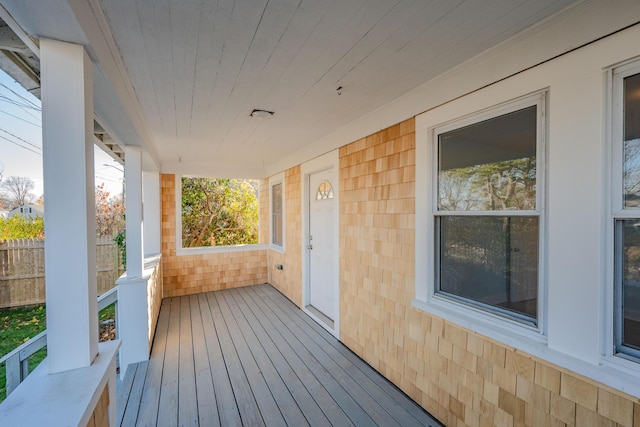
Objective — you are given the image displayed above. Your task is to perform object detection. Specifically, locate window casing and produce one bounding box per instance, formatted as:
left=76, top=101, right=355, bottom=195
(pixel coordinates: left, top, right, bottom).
left=613, top=62, right=640, bottom=361
left=432, top=93, right=545, bottom=328
left=177, top=176, right=260, bottom=253
left=272, top=182, right=283, bottom=246
left=269, top=172, right=285, bottom=251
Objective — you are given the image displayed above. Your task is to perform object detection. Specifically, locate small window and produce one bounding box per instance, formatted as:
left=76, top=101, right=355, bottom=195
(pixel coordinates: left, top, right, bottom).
left=613, top=64, right=640, bottom=360
left=316, top=180, right=333, bottom=200
left=272, top=182, right=283, bottom=246
left=434, top=96, right=543, bottom=326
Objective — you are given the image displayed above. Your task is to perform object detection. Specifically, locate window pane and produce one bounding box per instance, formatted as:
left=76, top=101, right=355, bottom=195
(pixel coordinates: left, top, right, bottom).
left=272, top=183, right=283, bottom=246
left=316, top=180, right=334, bottom=200
left=437, top=216, right=538, bottom=321
left=181, top=177, right=259, bottom=247
left=624, top=73, right=640, bottom=207
left=438, top=106, right=537, bottom=211
left=618, top=219, right=640, bottom=351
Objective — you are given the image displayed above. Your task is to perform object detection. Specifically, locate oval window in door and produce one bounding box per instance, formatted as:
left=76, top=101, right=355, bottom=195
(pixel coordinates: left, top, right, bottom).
left=315, top=180, right=334, bottom=200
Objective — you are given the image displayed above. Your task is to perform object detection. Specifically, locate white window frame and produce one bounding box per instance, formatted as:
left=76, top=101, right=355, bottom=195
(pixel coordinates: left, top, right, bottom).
left=269, top=172, right=285, bottom=252
left=415, top=91, right=547, bottom=342
left=610, top=59, right=640, bottom=364
left=175, top=175, right=267, bottom=255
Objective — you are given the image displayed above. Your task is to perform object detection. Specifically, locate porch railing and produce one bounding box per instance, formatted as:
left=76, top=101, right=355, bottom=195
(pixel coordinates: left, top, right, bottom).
left=0, top=286, right=119, bottom=397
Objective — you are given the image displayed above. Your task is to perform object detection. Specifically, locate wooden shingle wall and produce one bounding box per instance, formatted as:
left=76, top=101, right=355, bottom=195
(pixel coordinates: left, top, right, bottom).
left=160, top=174, right=267, bottom=298
left=85, top=382, right=109, bottom=427
left=268, top=166, right=303, bottom=307
left=337, top=118, right=640, bottom=426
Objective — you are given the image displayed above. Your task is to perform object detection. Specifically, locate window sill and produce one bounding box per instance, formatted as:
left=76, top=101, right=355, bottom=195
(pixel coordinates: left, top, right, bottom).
left=176, top=244, right=268, bottom=256
left=269, top=244, right=285, bottom=254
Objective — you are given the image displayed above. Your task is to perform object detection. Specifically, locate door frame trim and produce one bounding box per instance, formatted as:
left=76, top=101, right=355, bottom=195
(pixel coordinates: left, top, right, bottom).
left=301, top=150, right=340, bottom=338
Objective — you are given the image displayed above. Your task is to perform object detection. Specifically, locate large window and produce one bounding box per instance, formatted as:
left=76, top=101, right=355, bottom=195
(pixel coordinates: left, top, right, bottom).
left=181, top=177, right=259, bottom=248
left=434, top=95, right=544, bottom=326
left=614, top=63, right=640, bottom=360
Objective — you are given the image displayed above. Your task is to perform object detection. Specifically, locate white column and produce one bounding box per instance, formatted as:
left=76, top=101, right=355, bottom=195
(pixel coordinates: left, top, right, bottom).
left=41, top=39, right=97, bottom=373
left=142, top=171, right=161, bottom=257
left=124, top=146, right=144, bottom=278
left=118, top=146, right=149, bottom=374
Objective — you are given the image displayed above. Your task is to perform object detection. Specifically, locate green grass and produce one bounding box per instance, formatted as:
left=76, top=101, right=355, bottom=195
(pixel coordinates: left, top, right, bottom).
left=0, top=305, right=47, bottom=403
left=0, top=302, right=117, bottom=403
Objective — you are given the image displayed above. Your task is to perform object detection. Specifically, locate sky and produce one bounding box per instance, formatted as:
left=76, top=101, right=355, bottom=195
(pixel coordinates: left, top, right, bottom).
left=0, top=69, right=124, bottom=201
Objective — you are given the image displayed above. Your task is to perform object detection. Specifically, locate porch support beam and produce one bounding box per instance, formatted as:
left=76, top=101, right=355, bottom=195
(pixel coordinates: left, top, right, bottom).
left=118, top=146, right=150, bottom=374
left=41, top=39, right=98, bottom=373
left=124, top=146, right=144, bottom=278
left=143, top=171, right=161, bottom=257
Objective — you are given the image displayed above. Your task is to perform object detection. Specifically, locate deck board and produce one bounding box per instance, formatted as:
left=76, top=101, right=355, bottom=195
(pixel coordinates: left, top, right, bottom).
left=228, top=288, right=332, bottom=427
left=178, top=296, right=198, bottom=426
left=206, top=291, right=264, bottom=426
left=258, top=285, right=430, bottom=426
left=136, top=298, right=169, bottom=425
left=197, top=293, right=242, bottom=427
left=117, top=284, right=442, bottom=427
left=189, top=294, right=220, bottom=427
left=157, top=297, right=180, bottom=426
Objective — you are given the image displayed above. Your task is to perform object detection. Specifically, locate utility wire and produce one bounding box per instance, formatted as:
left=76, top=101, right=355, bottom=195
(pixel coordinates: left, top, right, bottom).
left=0, top=97, right=41, bottom=121
left=0, top=94, right=41, bottom=111
left=0, top=128, right=41, bottom=151
left=0, top=134, right=41, bottom=155
left=0, top=82, right=40, bottom=109
left=0, top=108, right=40, bottom=127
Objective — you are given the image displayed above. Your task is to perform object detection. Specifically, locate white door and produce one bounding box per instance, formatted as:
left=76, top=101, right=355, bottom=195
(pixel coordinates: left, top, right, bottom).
left=308, top=169, right=335, bottom=319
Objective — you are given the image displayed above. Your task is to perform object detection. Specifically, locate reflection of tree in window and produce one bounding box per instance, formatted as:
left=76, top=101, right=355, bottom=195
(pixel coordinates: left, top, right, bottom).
left=436, top=104, right=540, bottom=323
left=624, top=73, right=640, bottom=207
left=181, top=177, right=258, bottom=247
left=624, top=139, right=640, bottom=206
left=438, top=106, right=537, bottom=212
left=617, top=71, right=640, bottom=355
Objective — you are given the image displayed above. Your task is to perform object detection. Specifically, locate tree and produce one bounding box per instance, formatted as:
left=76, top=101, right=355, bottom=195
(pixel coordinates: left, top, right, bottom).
left=0, top=215, right=44, bottom=239
left=439, top=156, right=536, bottom=211
left=181, top=177, right=258, bottom=247
left=95, top=184, right=125, bottom=237
left=0, top=176, right=36, bottom=209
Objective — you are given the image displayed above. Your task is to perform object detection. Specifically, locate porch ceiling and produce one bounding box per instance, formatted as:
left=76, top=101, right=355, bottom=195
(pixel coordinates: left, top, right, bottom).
left=1, top=0, right=578, bottom=176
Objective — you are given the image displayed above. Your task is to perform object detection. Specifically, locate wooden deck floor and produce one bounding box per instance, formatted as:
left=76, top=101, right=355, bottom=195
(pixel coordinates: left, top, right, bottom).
left=116, top=284, right=441, bottom=426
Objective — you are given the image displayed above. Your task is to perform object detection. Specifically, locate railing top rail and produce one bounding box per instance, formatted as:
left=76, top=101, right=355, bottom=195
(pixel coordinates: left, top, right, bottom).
left=0, top=287, right=119, bottom=365
left=98, top=286, right=118, bottom=310
left=0, top=330, right=47, bottom=364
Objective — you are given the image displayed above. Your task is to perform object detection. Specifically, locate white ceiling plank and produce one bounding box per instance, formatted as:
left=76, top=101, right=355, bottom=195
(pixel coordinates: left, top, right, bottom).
left=14, top=0, right=588, bottom=174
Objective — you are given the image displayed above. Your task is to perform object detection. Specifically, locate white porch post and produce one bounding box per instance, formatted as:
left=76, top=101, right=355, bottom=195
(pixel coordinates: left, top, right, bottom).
left=124, top=146, right=144, bottom=278
left=41, top=39, right=98, bottom=373
left=142, top=171, right=161, bottom=256
left=117, top=146, right=149, bottom=373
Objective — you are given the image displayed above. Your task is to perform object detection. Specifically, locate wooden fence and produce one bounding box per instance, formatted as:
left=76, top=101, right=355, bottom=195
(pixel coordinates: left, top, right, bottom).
left=0, top=237, right=123, bottom=309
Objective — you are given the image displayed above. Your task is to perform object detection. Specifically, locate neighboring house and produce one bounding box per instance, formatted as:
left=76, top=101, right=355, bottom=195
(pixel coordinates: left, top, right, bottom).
left=8, top=204, right=43, bottom=220
left=2, top=1, right=640, bottom=426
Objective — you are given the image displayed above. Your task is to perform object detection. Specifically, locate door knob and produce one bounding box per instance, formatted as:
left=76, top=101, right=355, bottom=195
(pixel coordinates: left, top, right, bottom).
left=307, top=244, right=313, bottom=250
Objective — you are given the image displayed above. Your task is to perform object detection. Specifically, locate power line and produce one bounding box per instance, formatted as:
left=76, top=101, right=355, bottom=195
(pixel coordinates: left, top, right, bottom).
left=0, top=96, right=41, bottom=122
left=0, top=94, right=41, bottom=111
left=0, top=108, right=40, bottom=127
left=0, top=128, right=40, bottom=151
left=0, top=133, right=41, bottom=155
left=0, top=82, right=39, bottom=109
left=95, top=174, right=123, bottom=184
